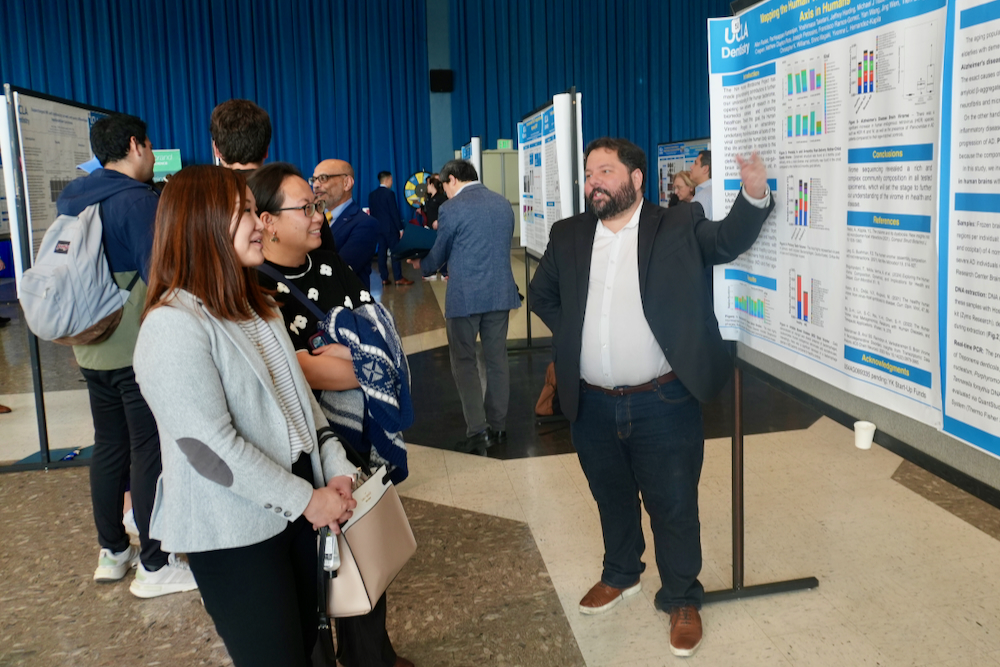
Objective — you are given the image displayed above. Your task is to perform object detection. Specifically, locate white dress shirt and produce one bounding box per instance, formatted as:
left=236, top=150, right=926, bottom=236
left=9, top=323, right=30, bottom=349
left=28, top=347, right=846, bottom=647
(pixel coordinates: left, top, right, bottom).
left=580, top=204, right=671, bottom=388
left=579, top=188, right=770, bottom=389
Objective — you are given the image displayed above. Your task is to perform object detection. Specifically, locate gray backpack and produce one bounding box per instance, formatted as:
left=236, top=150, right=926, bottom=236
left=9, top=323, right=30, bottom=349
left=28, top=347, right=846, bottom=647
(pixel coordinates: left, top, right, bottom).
left=19, top=203, right=139, bottom=345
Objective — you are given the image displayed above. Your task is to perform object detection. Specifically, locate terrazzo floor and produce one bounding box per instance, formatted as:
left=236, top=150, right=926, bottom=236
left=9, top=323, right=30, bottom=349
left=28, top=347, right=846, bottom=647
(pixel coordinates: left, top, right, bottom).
left=5, top=255, right=1000, bottom=666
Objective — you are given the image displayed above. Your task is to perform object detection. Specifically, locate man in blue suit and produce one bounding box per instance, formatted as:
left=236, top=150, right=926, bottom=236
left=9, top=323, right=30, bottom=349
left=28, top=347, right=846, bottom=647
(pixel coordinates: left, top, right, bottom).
left=368, top=171, right=412, bottom=286
left=311, top=158, right=380, bottom=288
left=410, top=160, right=521, bottom=454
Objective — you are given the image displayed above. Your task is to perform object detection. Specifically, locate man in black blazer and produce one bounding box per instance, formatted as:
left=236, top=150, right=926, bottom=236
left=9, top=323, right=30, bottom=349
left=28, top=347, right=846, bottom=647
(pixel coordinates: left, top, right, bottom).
left=529, top=138, right=773, bottom=657
left=368, top=171, right=411, bottom=285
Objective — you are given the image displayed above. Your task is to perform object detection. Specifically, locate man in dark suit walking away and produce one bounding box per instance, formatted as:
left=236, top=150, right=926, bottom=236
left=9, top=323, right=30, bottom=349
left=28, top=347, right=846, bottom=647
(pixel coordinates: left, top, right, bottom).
left=369, top=171, right=411, bottom=285
left=410, top=160, right=521, bottom=454
left=529, top=138, right=773, bottom=658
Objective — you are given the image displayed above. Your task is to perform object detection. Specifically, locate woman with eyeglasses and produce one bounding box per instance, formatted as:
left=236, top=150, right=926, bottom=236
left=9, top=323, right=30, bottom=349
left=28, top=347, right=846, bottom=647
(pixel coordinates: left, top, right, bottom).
left=132, top=165, right=358, bottom=666
left=248, top=162, right=413, bottom=667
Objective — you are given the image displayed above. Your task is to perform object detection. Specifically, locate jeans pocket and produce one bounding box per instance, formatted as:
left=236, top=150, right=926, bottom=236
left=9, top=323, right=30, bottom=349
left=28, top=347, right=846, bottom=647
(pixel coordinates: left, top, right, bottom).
left=654, top=381, right=693, bottom=406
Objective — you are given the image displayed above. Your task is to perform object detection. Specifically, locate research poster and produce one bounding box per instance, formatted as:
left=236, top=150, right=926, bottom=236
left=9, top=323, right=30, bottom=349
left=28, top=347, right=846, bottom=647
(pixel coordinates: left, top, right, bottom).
left=461, top=137, right=483, bottom=183
left=0, top=162, right=8, bottom=237
left=941, top=0, right=1000, bottom=455
left=708, top=0, right=946, bottom=426
left=13, top=91, right=105, bottom=258
left=518, top=109, right=547, bottom=255
left=517, top=91, right=584, bottom=257
left=657, top=138, right=711, bottom=206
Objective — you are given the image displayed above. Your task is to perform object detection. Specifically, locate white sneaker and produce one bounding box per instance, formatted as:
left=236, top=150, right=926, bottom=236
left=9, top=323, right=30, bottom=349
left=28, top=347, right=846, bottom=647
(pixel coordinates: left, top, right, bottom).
left=422, top=274, right=438, bottom=281
left=94, top=545, right=140, bottom=582
left=129, top=553, right=199, bottom=598
left=123, top=508, right=139, bottom=538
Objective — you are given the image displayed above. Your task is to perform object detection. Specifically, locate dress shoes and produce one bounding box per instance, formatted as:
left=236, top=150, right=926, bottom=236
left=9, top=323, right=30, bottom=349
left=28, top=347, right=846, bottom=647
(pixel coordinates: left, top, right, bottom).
left=668, top=605, right=702, bottom=657
left=0, top=404, right=11, bottom=414
left=578, top=580, right=641, bottom=615
left=455, top=428, right=495, bottom=455
left=382, top=279, right=392, bottom=286
left=0, top=315, right=10, bottom=328
left=395, top=278, right=414, bottom=286
left=493, top=430, right=507, bottom=445
left=394, top=658, right=415, bottom=667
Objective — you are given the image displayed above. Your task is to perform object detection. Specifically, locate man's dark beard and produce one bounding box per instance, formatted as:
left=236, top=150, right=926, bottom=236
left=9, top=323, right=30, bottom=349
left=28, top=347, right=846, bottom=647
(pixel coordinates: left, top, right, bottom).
left=587, top=180, right=638, bottom=219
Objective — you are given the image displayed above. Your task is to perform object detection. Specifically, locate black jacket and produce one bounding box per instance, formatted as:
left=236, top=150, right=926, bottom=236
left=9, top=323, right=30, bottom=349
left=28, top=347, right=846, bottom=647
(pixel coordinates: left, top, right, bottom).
left=528, top=194, right=773, bottom=421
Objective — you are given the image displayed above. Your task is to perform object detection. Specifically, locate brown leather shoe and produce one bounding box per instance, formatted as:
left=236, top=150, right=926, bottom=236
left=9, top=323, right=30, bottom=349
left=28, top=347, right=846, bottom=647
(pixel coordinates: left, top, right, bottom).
left=394, top=658, right=415, bottom=667
left=0, top=404, right=10, bottom=414
left=382, top=279, right=392, bottom=285
left=669, top=605, right=702, bottom=657
left=395, top=278, right=414, bottom=286
left=578, top=580, right=641, bottom=615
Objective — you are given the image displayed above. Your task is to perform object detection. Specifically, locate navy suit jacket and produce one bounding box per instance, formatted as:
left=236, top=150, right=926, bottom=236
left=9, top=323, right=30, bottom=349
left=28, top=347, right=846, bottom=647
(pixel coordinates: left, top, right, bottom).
left=529, top=194, right=774, bottom=422
left=421, top=183, right=521, bottom=319
left=368, top=186, right=403, bottom=246
left=320, top=199, right=379, bottom=287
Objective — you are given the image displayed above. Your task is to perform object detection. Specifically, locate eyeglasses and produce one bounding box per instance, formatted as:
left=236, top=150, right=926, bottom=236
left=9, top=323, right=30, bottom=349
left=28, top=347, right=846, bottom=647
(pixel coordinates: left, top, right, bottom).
left=275, top=200, right=328, bottom=217
left=308, top=173, right=349, bottom=186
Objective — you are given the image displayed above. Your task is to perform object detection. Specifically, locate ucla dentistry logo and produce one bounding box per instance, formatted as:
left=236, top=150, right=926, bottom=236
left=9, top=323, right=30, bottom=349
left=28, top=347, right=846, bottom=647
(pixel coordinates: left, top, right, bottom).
left=723, top=16, right=750, bottom=58
left=726, top=17, right=748, bottom=43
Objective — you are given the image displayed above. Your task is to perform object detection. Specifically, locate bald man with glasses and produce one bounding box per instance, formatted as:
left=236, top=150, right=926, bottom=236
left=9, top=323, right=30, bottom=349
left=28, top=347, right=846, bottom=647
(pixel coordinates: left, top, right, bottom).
left=311, top=159, right=380, bottom=288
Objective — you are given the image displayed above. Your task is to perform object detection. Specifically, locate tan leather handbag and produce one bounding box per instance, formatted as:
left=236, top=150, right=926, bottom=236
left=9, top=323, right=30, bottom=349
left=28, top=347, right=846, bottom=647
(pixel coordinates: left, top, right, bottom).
left=324, top=466, right=417, bottom=617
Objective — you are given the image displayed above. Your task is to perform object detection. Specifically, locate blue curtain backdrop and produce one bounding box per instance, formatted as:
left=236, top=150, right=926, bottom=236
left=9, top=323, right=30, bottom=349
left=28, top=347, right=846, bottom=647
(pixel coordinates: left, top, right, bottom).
left=449, top=0, right=733, bottom=200
left=0, top=0, right=432, bottom=214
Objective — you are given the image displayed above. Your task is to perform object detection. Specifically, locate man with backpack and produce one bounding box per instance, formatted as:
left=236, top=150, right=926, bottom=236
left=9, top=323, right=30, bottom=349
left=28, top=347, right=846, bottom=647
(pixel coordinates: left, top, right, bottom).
left=55, top=113, right=196, bottom=598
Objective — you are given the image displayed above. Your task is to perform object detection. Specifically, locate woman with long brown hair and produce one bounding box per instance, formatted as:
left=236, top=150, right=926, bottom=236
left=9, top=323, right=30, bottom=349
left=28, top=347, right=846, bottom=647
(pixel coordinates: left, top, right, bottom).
left=133, top=165, right=358, bottom=667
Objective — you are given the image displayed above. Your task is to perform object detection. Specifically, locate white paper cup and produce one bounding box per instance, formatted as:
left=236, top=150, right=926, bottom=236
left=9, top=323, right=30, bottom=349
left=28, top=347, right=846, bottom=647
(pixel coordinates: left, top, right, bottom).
left=854, top=421, right=876, bottom=450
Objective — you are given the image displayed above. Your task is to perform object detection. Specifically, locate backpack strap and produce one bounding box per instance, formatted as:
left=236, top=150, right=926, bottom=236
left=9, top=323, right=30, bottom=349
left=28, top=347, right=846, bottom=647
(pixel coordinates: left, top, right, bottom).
left=94, top=201, right=142, bottom=294
left=256, top=263, right=326, bottom=321
left=124, top=271, right=141, bottom=292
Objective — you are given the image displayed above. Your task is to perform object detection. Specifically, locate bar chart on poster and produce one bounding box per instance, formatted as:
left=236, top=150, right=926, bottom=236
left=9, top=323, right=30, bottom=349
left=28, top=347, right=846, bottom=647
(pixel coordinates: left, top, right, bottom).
left=709, top=0, right=1000, bottom=461
left=708, top=0, right=946, bottom=427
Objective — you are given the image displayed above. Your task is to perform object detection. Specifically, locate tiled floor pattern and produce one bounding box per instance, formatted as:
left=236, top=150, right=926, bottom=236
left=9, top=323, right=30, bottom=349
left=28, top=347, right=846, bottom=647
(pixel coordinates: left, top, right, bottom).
left=0, top=466, right=584, bottom=667
left=6, top=255, right=1000, bottom=665
left=401, top=418, right=1000, bottom=667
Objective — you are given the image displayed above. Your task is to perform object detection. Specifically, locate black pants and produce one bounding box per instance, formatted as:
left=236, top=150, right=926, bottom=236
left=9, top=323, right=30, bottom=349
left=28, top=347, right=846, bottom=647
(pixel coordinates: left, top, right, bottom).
left=189, top=457, right=398, bottom=667
left=81, top=366, right=167, bottom=569
left=189, top=456, right=318, bottom=667
left=378, top=237, right=403, bottom=282
left=335, top=592, right=397, bottom=666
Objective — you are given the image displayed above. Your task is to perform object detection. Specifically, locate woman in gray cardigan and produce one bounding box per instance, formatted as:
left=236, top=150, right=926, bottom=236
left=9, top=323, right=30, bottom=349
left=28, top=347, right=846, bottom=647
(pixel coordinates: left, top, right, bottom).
left=133, top=166, right=358, bottom=667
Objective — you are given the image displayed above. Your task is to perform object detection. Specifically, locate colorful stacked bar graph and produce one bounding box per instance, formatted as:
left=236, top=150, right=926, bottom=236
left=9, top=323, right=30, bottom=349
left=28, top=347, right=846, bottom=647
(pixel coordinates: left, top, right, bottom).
left=795, top=180, right=810, bottom=226
left=787, top=68, right=823, bottom=96
left=787, top=114, right=824, bottom=137
left=734, top=295, right=766, bottom=320
left=856, top=49, right=876, bottom=94
left=796, top=275, right=809, bottom=322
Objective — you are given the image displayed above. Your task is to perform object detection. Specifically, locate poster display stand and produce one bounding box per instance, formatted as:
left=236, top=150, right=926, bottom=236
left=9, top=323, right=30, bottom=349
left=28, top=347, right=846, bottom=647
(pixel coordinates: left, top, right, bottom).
left=516, top=89, right=584, bottom=348
left=0, top=86, right=113, bottom=471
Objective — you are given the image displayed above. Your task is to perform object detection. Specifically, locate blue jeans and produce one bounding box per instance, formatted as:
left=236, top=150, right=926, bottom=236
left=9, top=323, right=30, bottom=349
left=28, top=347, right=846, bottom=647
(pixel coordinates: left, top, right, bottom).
left=571, top=378, right=705, bottom=610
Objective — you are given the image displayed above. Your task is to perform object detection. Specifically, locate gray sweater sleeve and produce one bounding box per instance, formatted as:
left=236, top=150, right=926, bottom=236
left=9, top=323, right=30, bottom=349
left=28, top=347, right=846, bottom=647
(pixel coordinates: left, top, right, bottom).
left=135, top=305, right=315, bottom=520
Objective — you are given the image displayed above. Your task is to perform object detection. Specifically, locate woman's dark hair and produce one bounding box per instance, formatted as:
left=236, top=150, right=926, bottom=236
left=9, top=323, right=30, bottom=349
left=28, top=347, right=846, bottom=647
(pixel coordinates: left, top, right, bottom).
left=247, top=162, right=303, bottom=215
left=144, top=165, right=274, bottom=322
left=427, top=175, right=443, bottom=195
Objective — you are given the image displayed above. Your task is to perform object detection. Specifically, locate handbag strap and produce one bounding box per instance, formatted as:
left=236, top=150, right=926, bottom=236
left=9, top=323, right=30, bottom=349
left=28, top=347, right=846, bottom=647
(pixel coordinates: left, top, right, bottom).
left=256, top=262, right=327, bottom=321
left=316, top=527, right=339, bottom=657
